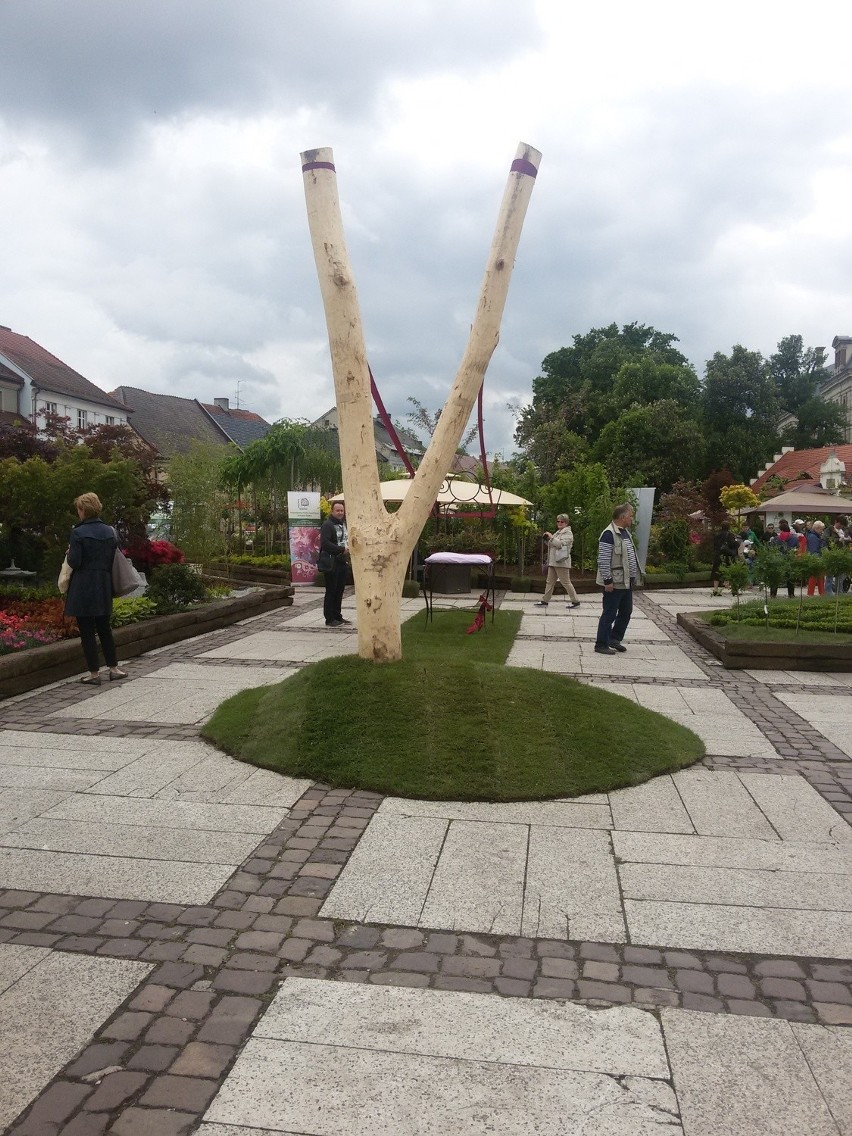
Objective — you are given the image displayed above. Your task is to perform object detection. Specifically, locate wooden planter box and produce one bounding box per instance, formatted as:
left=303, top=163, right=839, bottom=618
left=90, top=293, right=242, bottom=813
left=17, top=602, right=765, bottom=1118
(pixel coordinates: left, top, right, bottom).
left=678, top=610, right=852, bottom=671
left=0, top=585, right=294, bottom=700
left=205, top=563, right=291, bottom=586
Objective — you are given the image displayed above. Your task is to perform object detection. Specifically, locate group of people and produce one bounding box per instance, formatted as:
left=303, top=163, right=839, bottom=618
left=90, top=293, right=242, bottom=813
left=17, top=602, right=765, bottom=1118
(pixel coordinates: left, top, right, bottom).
left=712, top=516, right=850, bottom=597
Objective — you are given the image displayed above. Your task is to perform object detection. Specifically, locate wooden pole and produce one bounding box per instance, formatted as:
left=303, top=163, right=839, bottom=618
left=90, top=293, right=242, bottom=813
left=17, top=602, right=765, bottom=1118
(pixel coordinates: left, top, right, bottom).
left=301, top=143, right=541, bottom=661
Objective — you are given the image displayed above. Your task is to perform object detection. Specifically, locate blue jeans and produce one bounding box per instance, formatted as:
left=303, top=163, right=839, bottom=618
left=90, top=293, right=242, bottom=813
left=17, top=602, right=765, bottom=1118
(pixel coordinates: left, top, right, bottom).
left=596, top=587, right=633, bottom=647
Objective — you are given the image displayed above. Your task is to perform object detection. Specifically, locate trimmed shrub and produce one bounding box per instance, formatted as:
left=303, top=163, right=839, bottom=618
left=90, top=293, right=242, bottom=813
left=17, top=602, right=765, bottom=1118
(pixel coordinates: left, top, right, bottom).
left=145, top=563, right=208, bottom=613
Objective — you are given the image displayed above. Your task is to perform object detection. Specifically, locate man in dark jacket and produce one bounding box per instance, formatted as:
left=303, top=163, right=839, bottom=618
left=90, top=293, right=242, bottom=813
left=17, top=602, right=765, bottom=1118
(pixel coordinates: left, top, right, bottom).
left=319, top=502, right=350, bottom=628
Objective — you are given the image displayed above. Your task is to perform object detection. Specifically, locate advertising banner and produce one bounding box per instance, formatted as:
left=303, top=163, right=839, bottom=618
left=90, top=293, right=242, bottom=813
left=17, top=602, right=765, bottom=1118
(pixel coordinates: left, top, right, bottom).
left=287, top=492, right=322, bottom=585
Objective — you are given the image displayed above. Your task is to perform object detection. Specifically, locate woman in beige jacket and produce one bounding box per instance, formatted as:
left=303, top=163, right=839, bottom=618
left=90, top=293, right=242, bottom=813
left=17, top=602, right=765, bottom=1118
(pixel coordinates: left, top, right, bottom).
left=534, top=514, right=581, bottom=607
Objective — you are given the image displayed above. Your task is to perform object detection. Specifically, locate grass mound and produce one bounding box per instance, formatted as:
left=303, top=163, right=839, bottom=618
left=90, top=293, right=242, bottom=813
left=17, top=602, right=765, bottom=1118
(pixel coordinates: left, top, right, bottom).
left=202, top=608, right=704, bottom=801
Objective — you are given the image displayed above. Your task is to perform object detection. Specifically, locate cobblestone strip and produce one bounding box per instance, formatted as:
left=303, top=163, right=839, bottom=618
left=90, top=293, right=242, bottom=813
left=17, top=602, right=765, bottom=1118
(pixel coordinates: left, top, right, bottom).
left=5, top=782, right=852, bottom=1134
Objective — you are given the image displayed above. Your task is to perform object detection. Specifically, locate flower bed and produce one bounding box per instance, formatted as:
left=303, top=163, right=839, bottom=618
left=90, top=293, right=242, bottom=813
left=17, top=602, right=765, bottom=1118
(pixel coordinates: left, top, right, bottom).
left=0, top=585, right=294, bottom=699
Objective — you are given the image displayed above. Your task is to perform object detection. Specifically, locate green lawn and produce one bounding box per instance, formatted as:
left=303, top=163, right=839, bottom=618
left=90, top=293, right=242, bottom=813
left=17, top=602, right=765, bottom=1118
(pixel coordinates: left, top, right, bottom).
left=202, top=608, right=704, bottom=801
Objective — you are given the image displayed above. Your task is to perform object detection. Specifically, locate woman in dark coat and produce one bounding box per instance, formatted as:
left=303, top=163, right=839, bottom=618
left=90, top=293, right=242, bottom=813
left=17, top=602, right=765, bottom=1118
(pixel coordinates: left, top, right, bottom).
left=64, top=492, right=127, bottom=685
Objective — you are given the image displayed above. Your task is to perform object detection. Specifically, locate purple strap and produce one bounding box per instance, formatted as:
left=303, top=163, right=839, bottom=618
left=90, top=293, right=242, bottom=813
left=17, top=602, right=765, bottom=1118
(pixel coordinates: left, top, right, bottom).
left=510, top=158, right=538, bottom=178
left=369, top=367, right=417, bottom=478
left=302, top=161, right=336, bottom=173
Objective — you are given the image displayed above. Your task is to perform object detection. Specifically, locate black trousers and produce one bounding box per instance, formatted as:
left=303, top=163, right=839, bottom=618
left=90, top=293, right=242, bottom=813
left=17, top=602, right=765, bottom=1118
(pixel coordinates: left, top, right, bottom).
left=323, top=561, right=348, bottom=623
left=77, top=615, right=118, bottom=671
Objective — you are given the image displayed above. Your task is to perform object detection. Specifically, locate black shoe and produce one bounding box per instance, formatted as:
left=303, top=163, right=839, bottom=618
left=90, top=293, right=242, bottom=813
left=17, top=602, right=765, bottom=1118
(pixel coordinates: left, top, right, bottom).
left=533, top=601, right=548, bottom=607
left=569, top=602, right=581, bottom=608
left=594, top=645, right=616, bottom=655
left=610, top=642, right=627, bottom=652
left=326, top=620, right=344, bottom=628
left=337, top=618, right=352, bottom=624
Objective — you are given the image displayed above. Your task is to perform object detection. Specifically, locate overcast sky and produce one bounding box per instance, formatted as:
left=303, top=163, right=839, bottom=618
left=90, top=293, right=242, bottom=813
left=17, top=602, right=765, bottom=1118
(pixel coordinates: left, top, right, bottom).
left=2, top=0, right=851, bottom=457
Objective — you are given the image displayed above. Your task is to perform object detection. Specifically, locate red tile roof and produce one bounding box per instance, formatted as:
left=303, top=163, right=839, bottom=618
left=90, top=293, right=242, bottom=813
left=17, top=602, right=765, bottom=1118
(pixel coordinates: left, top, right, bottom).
left=0, top=327, right=129, bottom=412
left=750, top=444, right=852, bottom=493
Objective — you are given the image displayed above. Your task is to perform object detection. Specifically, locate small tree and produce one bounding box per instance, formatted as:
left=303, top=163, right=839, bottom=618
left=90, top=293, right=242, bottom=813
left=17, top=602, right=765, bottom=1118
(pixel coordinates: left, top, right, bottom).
left=718, top=483, right=760, bottom=515
left=168, top=442, right=234, bottom=564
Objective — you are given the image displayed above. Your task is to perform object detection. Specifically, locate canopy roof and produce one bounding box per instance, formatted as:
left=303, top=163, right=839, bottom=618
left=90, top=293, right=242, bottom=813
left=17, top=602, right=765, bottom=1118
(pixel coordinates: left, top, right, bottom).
left=747, top=488, right=852, bottom=517
left=330, top=475, right=532, bottom=508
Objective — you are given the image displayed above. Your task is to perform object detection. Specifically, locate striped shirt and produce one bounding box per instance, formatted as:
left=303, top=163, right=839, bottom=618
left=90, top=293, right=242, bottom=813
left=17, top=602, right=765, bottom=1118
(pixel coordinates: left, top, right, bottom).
left=598, top=526, right=639, bottom=584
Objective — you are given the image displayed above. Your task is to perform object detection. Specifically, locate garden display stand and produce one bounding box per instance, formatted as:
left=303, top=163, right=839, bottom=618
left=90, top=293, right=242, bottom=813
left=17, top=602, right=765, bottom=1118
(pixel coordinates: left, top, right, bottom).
left=422, top=552, right=495, bottom=626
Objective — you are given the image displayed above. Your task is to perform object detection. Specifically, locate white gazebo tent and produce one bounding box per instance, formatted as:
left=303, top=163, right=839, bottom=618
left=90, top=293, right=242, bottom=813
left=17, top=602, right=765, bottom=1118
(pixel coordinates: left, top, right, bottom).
left=746, top=487, right=852, bottom=522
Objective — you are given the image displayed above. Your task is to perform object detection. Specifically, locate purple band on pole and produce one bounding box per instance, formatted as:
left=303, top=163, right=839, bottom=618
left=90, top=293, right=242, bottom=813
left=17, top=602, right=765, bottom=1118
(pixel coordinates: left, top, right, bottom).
left=302, top=161, right=336, bottom=173
left=510, top=158, right=538, bottom=178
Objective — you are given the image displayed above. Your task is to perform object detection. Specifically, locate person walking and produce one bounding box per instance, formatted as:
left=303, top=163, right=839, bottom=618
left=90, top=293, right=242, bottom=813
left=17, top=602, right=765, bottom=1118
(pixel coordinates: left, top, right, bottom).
left=64, top=493, right=128, bottom=685
left=534, top=514, right=581, bottom=609
left=767, top=520, right=797, bottom=598
left=806, top=520, right=827, bottom=596
left=595, top=503, right=641, bottom=655
left=318, top=501, right=350, bottom=628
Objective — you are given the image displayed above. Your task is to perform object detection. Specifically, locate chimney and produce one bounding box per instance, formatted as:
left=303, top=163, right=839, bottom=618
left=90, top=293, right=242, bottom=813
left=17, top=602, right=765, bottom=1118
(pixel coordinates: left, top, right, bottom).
left=214, top=397, right=229, bottom=411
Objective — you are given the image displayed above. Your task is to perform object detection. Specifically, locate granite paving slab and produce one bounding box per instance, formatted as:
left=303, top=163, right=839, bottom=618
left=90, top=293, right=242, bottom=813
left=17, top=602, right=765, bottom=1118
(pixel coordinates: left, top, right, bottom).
left=202, top=979, right=680, bottom=1135
left=50, top=663, right=296, bottom=723
left=625, top=900, right=852, bottom=958
left=0, top=947, right=149, bottom=1132
left=661, top=1008, right=844, bottom=1135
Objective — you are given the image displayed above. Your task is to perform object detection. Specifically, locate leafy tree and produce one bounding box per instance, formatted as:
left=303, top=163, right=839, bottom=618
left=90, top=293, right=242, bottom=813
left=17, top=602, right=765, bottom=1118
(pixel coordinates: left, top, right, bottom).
left=539, top=462, right=614, bottom=571
left=0, top=446, right=149, bottom=572
left=656, top=479, right=706, bottom=523
left=169, top=442, right=233, bottom=564
left=594, top=399, right=705, bottom=494
left=515, top=322, right=691, bottom=470
left=770, top=335, right=844, bottom=449
left=702, top=346, right=780, bottom=481
left=611, top=357, right=701, bottom=411
left=719, top=483, right=760, bottom=513
left=781, top=397, right=845, bottom=450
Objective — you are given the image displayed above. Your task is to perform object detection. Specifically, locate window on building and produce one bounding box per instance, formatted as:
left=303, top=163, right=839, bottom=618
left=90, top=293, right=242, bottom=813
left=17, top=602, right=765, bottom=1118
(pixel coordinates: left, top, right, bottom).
left=77, top=409, right=88, bottom=429
left=0, top=385, right=18, bottom=413
left=105, top=416, right=115, bottom=425
left=44, top=401, right=58, bottom=416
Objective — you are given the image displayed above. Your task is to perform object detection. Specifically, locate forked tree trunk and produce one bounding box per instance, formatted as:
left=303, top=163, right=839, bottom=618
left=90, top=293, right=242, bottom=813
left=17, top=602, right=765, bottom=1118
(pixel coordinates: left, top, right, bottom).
left=301, top=142, right=541, bottom=661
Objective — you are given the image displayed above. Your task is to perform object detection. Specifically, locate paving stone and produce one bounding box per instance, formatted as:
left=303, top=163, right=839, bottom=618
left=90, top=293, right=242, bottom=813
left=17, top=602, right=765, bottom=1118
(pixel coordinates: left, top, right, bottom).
left=581, top=961, right=619, bottom=982
left=753, top=959, right=808, bottom=979
left=84, top=1071, right=148, bottom=1111
left=211, top=968, right=278, bottom=995
left=813, top=1002, right=852, bottom=1024
left=759, top=977, right=807, bottom=1001
left=380, top=929, right=425, bottom=949
left=576, top=980, right=632, bottom=1003
left=621, top=965, right=675, bottom=989
left=807, top=980, right=852, bottom=1003
left=169, top=1042, right=235, bottom=1079
left=368, top=971, right=431, bottom=989
left=110, top=1106, right=197, bottom=1135
left=128, top=987, right=174, bottom=1014
left=675, top=969, right=715, bottom=995
left=501, top=957, right=538, bottom=981
left=126, top=1045, right=179, bottom=1072
left=145, top=1017, right=196, bottom=1046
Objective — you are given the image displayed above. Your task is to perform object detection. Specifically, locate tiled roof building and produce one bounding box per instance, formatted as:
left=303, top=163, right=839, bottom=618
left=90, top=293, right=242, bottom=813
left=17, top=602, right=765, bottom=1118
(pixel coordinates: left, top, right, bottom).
left=110, top=388, right=271, bottom=458
left=751, top=443, right=852, bottom=493
left=0, top=325, right=130, bottom=430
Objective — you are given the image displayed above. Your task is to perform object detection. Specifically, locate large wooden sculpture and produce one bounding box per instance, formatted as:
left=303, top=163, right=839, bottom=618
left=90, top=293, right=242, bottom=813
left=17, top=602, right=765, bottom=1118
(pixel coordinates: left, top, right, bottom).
left=301, top=143, right=540, bottom=661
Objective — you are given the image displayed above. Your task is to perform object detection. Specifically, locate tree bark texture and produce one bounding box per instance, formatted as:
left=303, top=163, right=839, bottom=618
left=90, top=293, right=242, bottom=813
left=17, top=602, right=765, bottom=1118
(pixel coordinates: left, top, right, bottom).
left=301, top=143, right=541, bottom=661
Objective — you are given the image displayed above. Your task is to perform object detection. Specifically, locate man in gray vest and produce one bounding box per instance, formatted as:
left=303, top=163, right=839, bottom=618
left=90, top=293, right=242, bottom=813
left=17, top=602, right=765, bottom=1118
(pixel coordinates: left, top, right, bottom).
left=595, top=503, right=640, bottom=655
